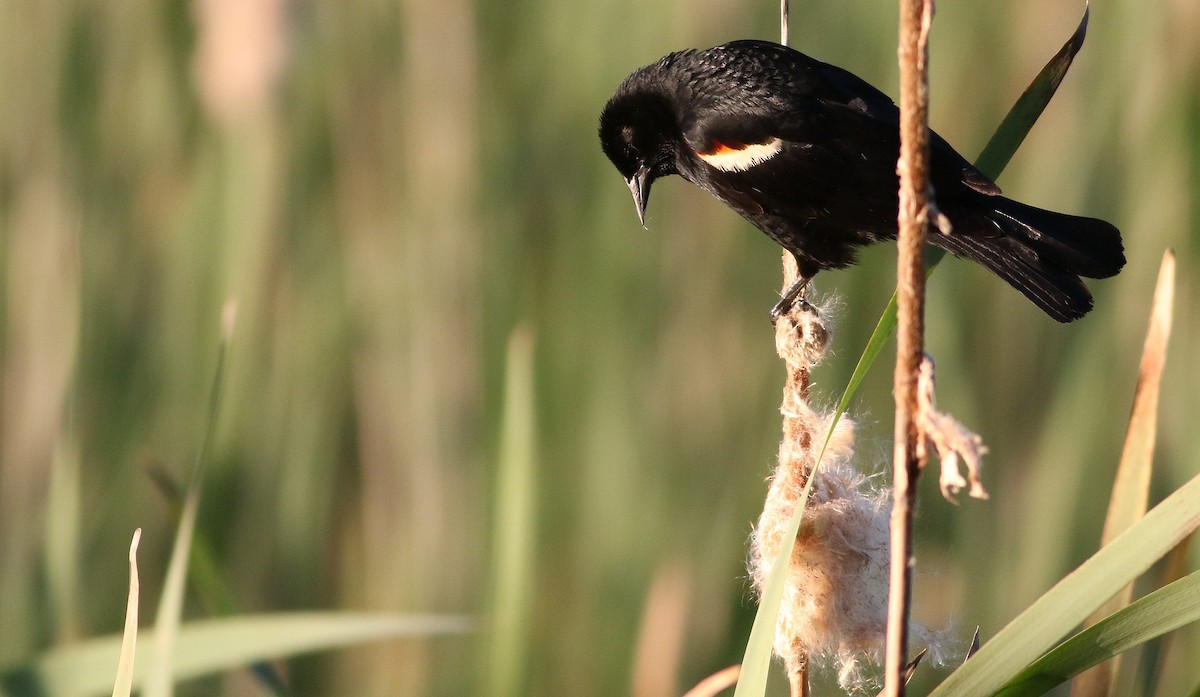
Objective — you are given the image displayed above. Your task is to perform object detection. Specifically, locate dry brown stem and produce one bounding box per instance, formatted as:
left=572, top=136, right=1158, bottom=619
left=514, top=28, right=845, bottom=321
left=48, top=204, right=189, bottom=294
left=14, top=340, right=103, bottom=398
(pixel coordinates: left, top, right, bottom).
left=887, top=0, right=934, bottom=693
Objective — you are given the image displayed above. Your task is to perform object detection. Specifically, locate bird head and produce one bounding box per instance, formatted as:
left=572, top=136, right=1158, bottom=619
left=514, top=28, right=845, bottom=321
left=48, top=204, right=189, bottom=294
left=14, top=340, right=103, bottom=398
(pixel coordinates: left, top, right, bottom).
left=598, top=89, right=682, bottom=226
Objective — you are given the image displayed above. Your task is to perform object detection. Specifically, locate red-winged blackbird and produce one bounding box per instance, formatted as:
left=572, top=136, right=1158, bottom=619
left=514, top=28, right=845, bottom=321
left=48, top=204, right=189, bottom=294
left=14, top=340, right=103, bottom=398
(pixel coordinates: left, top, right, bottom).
left=598, top=40, right=1124, bottom=322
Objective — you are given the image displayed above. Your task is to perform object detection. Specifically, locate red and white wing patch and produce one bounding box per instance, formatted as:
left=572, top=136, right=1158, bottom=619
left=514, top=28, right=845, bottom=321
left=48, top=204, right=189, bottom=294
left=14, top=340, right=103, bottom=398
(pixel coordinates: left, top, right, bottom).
left=697, top=137, right=783, bottom=172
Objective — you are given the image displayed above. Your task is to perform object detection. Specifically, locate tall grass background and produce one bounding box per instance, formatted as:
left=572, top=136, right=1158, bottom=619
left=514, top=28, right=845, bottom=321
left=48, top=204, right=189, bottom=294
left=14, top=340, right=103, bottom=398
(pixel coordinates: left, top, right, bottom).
left=0, top=0, right=1196, bottom=694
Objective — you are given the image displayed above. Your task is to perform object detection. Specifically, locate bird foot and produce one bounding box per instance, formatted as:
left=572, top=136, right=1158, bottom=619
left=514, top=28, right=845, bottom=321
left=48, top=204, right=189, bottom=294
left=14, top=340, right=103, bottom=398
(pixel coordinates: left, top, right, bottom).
left=770, top=276, right=816, bottom=323
left=770, top=295, right=818, bottom=323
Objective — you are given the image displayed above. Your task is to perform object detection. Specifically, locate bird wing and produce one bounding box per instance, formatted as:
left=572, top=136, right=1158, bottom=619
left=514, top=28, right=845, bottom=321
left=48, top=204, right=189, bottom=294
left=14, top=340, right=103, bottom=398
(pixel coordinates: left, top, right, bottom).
left=684, top=93, right=1006, bottom=243
left=683, top=101, right=902, bottom=237
left=706, top=40, right=1001, bottom=197
left=807, top=57, right=1001, bottom=196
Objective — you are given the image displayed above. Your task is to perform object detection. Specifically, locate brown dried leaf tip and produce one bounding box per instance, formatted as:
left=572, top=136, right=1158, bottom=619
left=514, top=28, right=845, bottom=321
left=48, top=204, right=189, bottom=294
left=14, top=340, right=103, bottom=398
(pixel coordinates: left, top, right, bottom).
left=751, top=300, right=953, bottom=692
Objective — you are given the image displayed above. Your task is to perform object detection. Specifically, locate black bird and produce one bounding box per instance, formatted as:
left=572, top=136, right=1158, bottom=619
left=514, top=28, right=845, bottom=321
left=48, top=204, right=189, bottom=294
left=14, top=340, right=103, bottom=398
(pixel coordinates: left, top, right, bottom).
left=598, top=40, right=1124, bottom=322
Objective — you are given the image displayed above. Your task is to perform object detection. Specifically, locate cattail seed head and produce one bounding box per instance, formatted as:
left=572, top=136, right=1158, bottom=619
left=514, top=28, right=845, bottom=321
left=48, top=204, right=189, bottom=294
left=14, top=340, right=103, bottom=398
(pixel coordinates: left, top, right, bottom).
left=751, top=298, right=953, bottom=691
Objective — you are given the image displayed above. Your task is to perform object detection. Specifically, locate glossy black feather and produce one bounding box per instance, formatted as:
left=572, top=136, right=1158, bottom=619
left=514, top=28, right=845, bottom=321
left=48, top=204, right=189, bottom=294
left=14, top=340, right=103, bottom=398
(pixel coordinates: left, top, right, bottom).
left=598, top=39, right=1124, bottom=322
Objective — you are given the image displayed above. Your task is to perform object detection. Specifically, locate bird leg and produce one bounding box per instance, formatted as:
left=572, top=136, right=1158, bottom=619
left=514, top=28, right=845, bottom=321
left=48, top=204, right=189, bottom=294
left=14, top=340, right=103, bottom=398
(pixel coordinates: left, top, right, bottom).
left=770, top=274, right=814, bottom=322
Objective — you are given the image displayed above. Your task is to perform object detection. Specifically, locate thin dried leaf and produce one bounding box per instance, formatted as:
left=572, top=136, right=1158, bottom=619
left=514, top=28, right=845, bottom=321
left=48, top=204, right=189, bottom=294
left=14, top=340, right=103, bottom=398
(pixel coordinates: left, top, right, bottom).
left=1073, top=250, right=1175, bottom=696
left=683, top=665, right=741, bottom=697
left=875, top=649, right=927, bottom=696
left=111, top=530, right=142, bottom=697
left=1105, top=249, right=1175, bottom=541
left=965, top=628, right=981, bottom=663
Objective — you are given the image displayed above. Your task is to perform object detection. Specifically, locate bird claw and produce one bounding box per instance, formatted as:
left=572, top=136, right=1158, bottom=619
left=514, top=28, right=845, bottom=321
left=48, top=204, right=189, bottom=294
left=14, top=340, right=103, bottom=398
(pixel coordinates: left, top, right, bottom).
left=770, top=295, right=818, bottom=323
left=770, top=276, right=815, bottom=323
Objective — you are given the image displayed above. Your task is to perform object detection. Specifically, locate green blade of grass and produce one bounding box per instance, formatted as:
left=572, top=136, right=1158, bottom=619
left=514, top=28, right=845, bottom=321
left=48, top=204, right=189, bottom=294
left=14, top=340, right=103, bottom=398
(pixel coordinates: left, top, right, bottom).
left=996, top=570, right=1200, bottom=697
left=148, top=466, right=289, bottom=695
left=480, top=327, right=538, bottom=697
left=46, top=428, right=83, bottom=646
left=973, top=3, right=1090, bottom=180
left=929, top=471, right=1200, bottom=697
left=5, top=612, right=472, bottom=697
left=144, top=300, right=236, bottom=697
left=834, top=258, right=933, bottom=418
left=1139, top=535, right=1194, bottom=696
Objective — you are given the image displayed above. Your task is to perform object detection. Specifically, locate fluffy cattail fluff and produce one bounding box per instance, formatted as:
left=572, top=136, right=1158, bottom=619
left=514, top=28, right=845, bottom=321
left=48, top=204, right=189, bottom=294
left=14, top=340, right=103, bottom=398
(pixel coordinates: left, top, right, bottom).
left=748, top=295, right=952, bottom=691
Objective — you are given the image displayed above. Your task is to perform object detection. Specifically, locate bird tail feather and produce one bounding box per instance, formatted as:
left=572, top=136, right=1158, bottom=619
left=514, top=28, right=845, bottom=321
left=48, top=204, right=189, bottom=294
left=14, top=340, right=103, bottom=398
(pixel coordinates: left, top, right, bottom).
left=929, top=198, right=1125, bottom=322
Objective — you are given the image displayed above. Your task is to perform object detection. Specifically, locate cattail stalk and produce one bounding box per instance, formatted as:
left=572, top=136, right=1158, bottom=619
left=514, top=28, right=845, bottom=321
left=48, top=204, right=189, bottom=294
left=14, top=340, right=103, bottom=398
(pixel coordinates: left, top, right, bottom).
left=887, top=0, right=935, bottom=694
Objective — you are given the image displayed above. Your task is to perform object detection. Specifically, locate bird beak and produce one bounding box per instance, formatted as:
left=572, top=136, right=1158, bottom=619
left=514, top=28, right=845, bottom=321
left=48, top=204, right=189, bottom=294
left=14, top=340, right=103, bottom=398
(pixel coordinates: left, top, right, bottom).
left=626, top=165, right=652, bottom=227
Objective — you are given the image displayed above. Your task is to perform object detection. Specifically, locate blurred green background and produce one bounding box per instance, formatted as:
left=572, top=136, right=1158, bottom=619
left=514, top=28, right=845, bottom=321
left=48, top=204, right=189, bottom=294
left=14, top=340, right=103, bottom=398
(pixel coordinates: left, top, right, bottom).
left=1, top=0, right=1197, bottom=694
